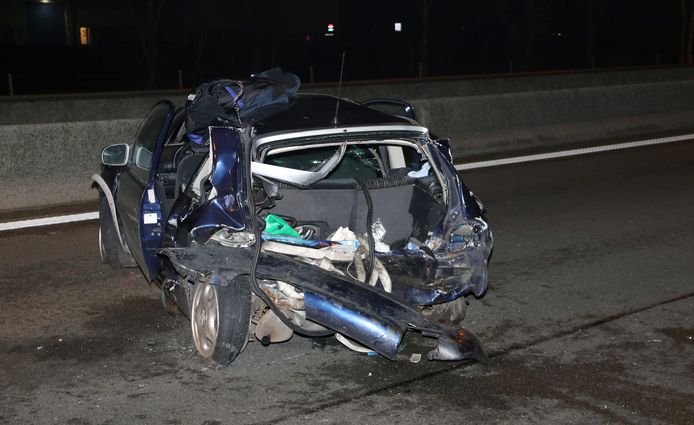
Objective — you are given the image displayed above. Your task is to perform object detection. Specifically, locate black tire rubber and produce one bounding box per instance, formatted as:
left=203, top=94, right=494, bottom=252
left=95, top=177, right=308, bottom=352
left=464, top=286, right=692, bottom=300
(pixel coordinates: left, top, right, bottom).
left=191, top=275, right=252, bottom=366
left=98, top=193, right=136, bottom=268
left=99, top=193, right=120, bottom=266
left=213, top=276, right=252, bottom=365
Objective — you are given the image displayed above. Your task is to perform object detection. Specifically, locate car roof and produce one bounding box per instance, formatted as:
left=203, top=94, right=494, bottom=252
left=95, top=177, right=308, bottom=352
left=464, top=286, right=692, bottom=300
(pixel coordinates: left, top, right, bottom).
left=252, top=93, right=415, bottom=136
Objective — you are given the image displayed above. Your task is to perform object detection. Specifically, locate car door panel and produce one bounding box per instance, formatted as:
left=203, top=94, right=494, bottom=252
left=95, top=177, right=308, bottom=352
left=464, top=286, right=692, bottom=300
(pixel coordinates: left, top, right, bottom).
left=115, top=101, right=174, bottom=282
left=115, top=167, right=146, bottom=266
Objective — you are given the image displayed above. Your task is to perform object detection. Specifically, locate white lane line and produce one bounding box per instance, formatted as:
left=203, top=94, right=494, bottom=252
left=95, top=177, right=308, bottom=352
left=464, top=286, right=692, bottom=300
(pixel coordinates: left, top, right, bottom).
left=455, top=133, right=693, bottom=171
left=0, top=212, right=99, bottom=232
left=1, top=133, right=692, bottom=232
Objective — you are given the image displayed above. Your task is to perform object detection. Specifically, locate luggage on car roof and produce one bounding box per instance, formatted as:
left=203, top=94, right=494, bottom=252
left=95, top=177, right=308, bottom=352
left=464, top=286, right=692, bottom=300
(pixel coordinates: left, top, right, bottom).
left=185, top=68, right=300, bottom=144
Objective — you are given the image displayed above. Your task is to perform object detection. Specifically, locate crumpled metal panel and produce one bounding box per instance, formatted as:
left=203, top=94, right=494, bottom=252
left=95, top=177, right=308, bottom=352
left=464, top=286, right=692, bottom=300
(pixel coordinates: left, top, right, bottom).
left=257, top=251, right=488, bottom=363
left=160, top=244, right=487, bottom=363
left=180, top=127, right=250, bottom=244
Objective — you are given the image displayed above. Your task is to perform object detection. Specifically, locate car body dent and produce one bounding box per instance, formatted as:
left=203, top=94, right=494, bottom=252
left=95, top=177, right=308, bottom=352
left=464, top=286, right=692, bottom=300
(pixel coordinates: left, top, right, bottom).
left=158, top=123, right=491, bottom=362
left=171, top=127, right=250, bottom=246
left=251, top=127, right=491, bottom=306
left=252, top=124, right=428, bottom=149
left=103, top=93, right=492, bottom=364
left=160, top=243, right=488, bottom=363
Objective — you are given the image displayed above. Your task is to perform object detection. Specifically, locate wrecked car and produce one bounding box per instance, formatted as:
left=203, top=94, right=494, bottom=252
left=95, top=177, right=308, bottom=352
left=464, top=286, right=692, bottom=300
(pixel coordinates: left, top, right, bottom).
left=93, top=72, right=493, bottom=366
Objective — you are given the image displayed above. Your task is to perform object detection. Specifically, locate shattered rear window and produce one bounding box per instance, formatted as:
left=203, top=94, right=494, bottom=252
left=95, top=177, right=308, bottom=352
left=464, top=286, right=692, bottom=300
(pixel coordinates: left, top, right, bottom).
left=266, top=145, right=382, bottom=179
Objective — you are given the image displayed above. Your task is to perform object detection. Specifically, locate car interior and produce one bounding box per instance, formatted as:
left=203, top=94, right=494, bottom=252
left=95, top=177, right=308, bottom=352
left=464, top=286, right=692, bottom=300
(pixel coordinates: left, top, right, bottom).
left=152, top=108, right=448, bottom=251
left=154, top=109, right=209, bottom=217
left=252, top=139, right=447, bottom=247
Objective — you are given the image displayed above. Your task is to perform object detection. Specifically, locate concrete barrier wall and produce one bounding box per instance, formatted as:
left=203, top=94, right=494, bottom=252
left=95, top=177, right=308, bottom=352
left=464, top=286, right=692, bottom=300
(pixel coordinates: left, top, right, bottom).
left=0, top=91, right=183, bottom=125
left=0, top=119, right=140, bottom=211
left=307, top=66, right=694, bottom=100
left=3, top=67, right=692, bottom=125
left=2, top=68, right=694, bottom=213
left=412, top=79, right=694, bottom=158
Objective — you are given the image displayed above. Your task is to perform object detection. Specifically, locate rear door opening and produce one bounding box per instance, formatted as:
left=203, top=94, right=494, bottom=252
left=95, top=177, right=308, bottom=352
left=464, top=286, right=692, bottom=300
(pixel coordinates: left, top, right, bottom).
left=255, top=140, right=446, bottom=244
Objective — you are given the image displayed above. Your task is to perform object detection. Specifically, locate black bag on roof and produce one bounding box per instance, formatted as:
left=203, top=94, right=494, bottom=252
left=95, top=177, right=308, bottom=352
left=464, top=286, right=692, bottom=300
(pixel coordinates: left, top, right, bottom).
left=185, top=68, right=300, bottom=144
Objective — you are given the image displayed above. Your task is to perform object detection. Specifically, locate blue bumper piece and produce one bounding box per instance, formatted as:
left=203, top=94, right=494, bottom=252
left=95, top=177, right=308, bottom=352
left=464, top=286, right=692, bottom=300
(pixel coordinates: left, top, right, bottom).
left=304, top=292, right=405, bottom=359
left=257, top=252, right=488, bottom=363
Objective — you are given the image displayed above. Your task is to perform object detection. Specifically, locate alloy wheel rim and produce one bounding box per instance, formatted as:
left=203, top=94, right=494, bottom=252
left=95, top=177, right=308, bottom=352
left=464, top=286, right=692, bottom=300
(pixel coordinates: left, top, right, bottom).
left=191, top=282, right=219, bottom=357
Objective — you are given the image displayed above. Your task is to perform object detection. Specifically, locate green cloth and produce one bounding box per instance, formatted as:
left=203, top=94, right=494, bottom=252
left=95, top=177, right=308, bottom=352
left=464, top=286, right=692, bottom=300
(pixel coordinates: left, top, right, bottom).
left=264, top=214, right=300, bottom=237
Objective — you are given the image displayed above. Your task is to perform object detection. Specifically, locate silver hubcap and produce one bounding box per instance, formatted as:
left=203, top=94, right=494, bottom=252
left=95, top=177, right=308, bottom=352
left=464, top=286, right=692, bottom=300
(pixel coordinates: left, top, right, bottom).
left=191, top=282, right=219, bottom=357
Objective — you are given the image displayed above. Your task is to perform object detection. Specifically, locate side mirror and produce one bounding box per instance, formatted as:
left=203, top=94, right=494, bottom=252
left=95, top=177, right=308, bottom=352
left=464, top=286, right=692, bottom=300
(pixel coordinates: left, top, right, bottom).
left=101, top=144, right=130, bottom=167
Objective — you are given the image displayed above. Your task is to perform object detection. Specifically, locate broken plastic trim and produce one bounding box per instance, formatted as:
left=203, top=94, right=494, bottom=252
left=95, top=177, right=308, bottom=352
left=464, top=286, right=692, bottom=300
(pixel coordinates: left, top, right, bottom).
left=160, top=240, right=488, bottom=363
left=250, top=143, right=347, bottom=188
left=450, top=218, right=490, bottom=253
left=208, top=228, right=257, bottom=247
left=258, top=251, right=488, bottom=363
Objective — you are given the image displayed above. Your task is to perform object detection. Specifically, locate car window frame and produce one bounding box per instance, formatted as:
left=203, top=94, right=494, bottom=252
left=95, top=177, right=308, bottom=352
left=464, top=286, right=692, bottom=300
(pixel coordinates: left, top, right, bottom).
left=129, top=102, right=173, bottom=183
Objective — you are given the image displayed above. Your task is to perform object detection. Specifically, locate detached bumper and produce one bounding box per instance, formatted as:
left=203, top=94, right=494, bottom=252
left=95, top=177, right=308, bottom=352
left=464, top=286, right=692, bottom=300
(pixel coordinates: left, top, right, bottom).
left=161, top=244, right=488, bottom=363
left=257, top=251, right=488, bottom=363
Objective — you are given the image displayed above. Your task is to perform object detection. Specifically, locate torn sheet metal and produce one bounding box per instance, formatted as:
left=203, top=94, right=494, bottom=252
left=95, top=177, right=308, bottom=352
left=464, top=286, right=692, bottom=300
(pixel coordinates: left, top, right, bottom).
left=257, top=251, right=487, bottom=363
left=160, top=243, right=487, bottom=363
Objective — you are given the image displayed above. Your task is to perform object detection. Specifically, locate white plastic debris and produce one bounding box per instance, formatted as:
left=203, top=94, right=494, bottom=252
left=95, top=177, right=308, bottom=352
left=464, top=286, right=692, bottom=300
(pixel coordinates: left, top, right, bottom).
left=407, top=161, right=431, bottom=178
left=262, top=241, right=354, bottom=262
left=410, top=353, right=422, bottom=363
left=330, top=226, right=355, bottom=241
left=335, top=333, right=372, bottom=353
left=327, top=226, right=360, bottom=252
left=371, top=218, right=390, bottom=253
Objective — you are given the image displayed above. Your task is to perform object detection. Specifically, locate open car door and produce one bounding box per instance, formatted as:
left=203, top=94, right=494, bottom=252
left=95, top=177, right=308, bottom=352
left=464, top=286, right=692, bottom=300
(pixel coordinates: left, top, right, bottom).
left=114, top=101, right=174, bottom=282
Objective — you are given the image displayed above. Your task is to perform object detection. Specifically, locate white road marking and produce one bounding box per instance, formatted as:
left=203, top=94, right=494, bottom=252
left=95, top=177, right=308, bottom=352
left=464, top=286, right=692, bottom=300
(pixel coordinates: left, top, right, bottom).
left=1, top=133, right=692, bottom=232
left=0, top=212, right=99, bottom=232
left=455, top=133, right=693, bottom=171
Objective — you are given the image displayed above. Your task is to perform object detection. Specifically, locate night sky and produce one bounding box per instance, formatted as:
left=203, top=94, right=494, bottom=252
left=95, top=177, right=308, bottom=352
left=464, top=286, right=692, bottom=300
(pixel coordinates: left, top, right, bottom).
left=0, top=0, right=689, bottom=94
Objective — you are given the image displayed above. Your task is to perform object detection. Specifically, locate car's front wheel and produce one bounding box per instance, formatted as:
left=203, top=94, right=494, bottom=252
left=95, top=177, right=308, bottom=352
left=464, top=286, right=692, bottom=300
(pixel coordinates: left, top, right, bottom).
left=98, top=193, right=135, bottom=268
left=190, top=275, right=251, bottom=365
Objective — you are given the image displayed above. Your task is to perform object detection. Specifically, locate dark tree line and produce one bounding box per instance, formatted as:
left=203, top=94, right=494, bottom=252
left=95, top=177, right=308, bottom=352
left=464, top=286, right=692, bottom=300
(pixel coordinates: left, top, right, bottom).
left=127, top=0, right=166, bottom=89
left=682, top=0, right=694, bottom=64
left=126, top=0, right=694, bottom=86
left=415, top=0, right=689, bottom=76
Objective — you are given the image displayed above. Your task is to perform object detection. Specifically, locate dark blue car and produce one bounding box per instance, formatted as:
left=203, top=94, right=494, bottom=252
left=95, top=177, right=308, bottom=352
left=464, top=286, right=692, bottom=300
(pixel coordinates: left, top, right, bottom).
left=93, top=93, right=493, bottom=366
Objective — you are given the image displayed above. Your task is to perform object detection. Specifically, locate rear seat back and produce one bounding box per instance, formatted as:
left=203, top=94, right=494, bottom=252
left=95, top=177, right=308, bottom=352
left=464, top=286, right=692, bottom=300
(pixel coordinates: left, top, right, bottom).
left=271, top=174, right=444, bottom=246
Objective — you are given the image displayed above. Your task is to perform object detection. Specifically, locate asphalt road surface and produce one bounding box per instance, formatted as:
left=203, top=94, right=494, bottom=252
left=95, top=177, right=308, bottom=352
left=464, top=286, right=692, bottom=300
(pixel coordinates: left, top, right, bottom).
left=1, top=141, right=693, bottom=425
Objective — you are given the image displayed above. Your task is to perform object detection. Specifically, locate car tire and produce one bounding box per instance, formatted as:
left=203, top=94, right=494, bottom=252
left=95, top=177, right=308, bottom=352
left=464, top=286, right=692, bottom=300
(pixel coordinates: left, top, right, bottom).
left=98, top=193, right=120, bottom=266
left=190, top=275, right=251, bottom=366
left=421, top=297, right=467, bottom=325
left=98, top=194, right=135, bottom=268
